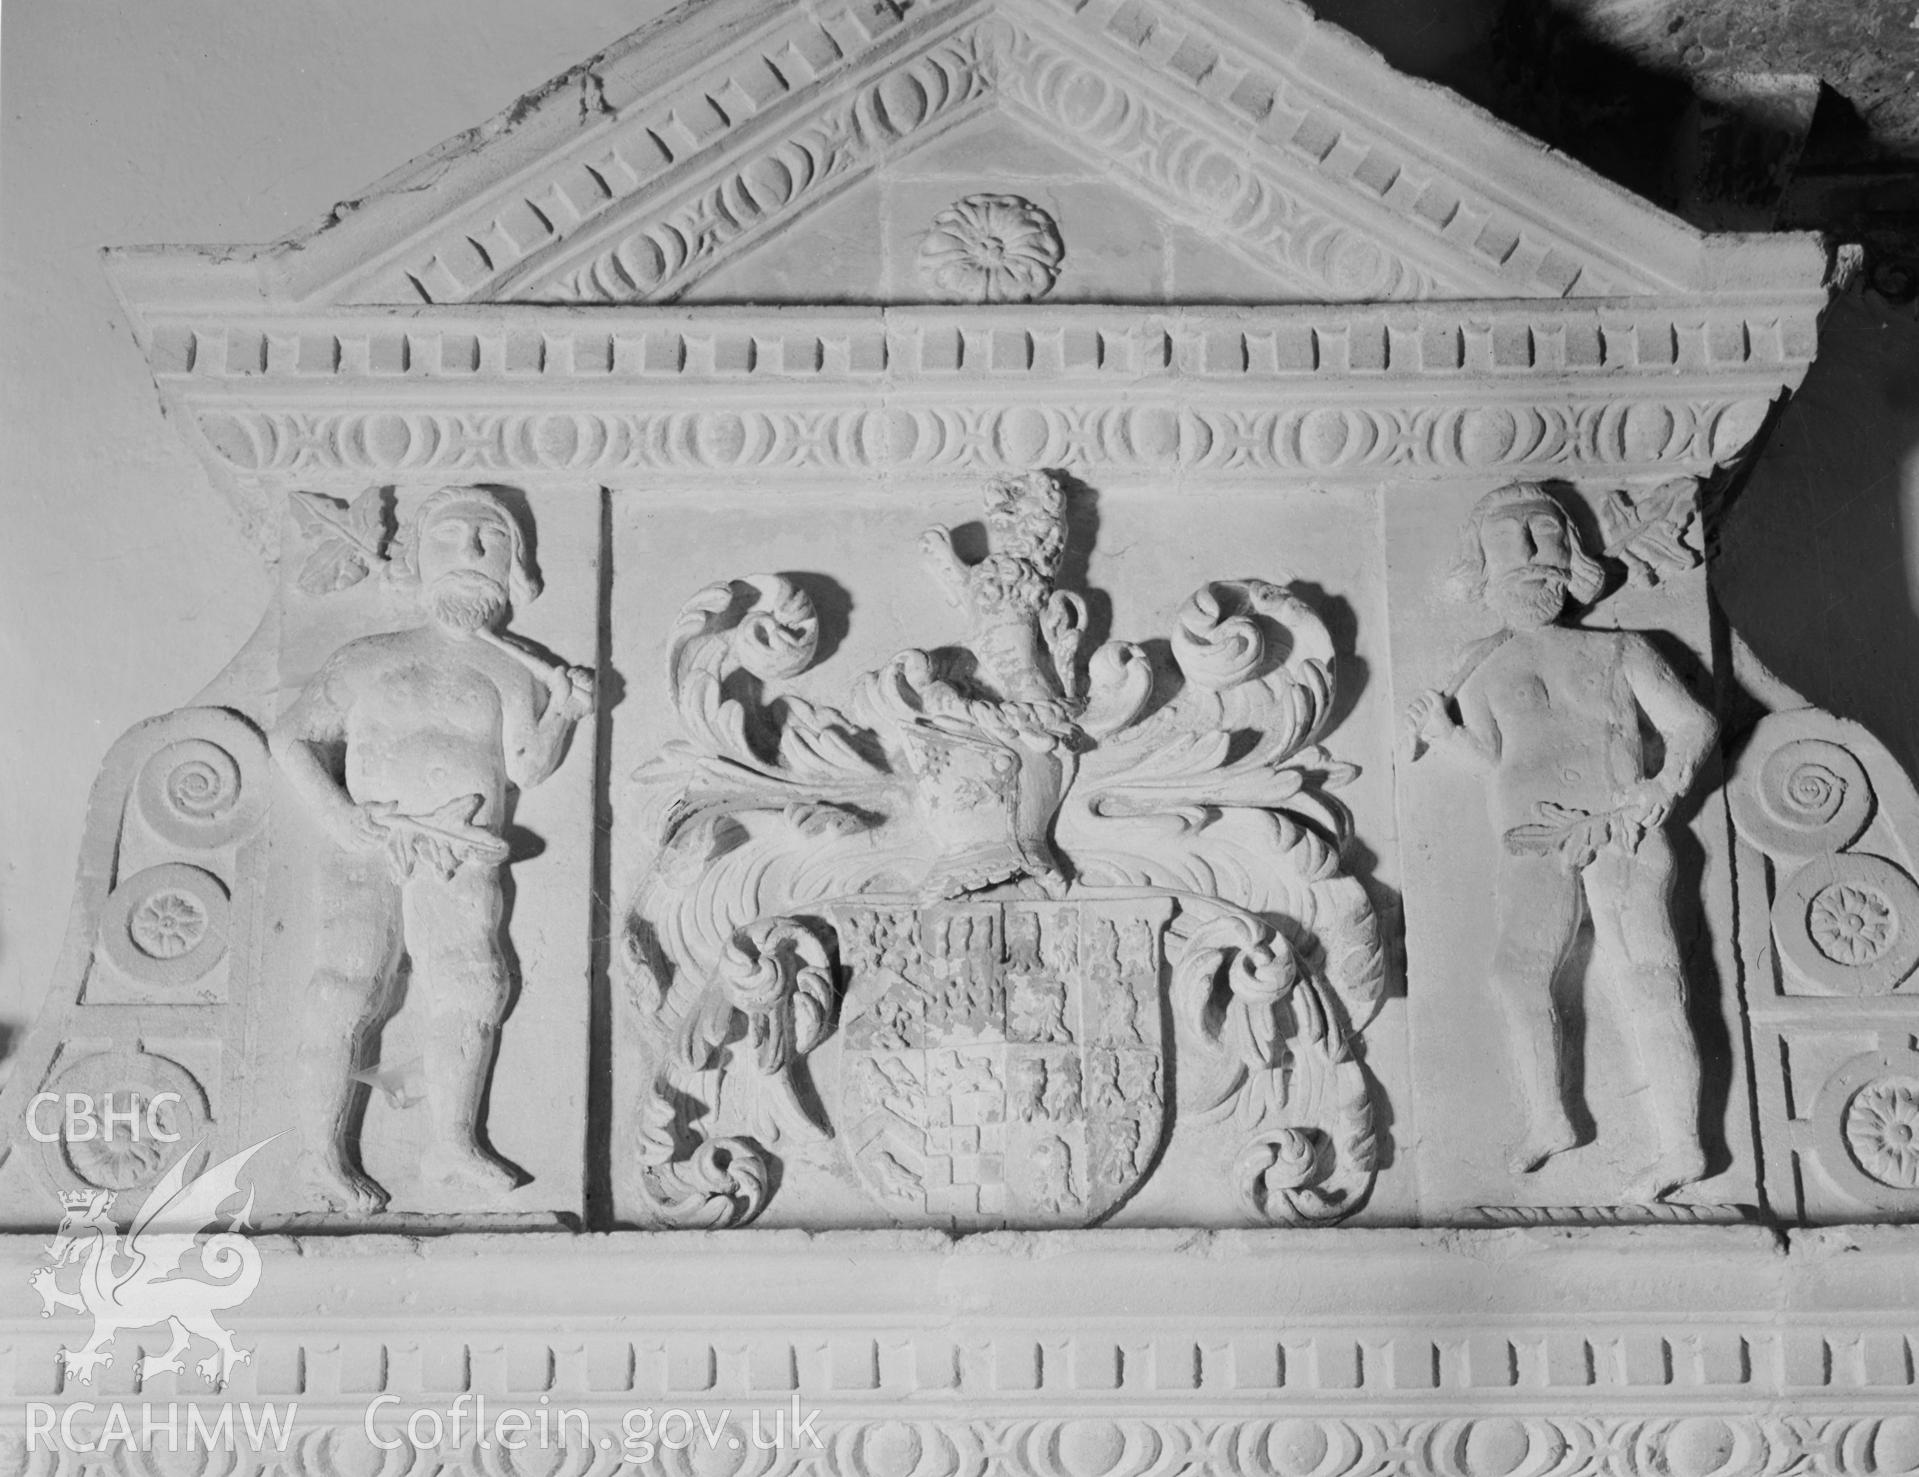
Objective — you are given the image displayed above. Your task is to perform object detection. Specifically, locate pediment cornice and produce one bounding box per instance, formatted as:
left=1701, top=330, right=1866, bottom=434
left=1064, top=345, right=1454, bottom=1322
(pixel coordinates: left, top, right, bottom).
left=95, top=0, right=1837, bottom=545
left=103, top=0, right=1830, bottom=324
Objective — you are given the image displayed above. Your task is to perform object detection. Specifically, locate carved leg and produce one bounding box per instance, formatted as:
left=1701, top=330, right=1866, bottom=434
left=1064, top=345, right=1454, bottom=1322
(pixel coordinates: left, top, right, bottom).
left=1490, top=854, right=1583, bottom=1174
left=405, top=864, right=517, bottom=1198
left=1586, top=839, right=1707, bottom=1202
left=295, top=852, right=401, bottom=1214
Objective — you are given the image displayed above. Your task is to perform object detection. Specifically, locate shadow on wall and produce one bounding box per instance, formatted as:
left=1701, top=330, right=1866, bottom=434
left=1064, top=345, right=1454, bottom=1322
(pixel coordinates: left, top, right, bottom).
left=1715, top=293, right=1919, bottom=773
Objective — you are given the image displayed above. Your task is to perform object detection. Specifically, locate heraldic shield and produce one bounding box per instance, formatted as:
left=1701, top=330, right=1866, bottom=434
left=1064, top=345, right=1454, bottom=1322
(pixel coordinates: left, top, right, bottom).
left=624, top=475, right=1386, bottom=1231
left=831, top=896, right=1174, bottom=1228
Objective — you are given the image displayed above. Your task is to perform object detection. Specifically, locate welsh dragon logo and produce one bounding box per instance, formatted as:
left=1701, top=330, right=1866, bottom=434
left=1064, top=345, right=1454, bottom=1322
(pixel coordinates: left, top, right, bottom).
left=29, top=1138, right=276, bottom=1387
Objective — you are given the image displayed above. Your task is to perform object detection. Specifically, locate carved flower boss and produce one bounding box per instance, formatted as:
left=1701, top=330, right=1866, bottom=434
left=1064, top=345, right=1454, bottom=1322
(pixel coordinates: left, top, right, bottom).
left=1847, top=1079, right=1919, bottom=1189
left=1809, top=880, right=1897, bottom=965
left=918, top=194, right=1065, bottom=303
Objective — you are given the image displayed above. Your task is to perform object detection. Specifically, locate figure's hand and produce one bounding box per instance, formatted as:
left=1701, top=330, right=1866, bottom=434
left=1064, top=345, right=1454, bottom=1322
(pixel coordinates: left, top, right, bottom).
left=336, top=800, right=395, bottom=855
left=919, top=526, right=954, bottom=562
left=1622, top=779, right=1675, bottom=832
left=1407, top=689, right=1458, bottom=744
left=547, top=663, right=597, bottom=722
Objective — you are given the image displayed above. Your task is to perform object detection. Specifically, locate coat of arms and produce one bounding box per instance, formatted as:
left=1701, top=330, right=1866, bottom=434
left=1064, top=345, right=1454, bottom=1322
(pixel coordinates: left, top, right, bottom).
left=833, top=896, right=1172, bottom=1227
left=622, top=473, right=1384, bottom=1229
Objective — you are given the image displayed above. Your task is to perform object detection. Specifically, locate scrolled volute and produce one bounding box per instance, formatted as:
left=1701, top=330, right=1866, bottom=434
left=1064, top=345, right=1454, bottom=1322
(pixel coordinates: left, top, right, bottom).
left=1172, top=910, right=1299, bottom=1113
left=717, top=917, right=836, bottom=1073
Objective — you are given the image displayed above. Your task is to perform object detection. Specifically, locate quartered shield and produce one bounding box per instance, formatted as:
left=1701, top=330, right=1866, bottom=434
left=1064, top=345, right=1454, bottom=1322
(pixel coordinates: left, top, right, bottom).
left=830, top=895, right=1173, bottom=1228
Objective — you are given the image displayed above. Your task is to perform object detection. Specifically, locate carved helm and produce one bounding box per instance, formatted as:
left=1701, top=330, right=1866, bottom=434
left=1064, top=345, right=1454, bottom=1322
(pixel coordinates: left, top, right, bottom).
left=1447, top=482, right=1606, bottom=608
left=398, top=484, right=543, bottom=609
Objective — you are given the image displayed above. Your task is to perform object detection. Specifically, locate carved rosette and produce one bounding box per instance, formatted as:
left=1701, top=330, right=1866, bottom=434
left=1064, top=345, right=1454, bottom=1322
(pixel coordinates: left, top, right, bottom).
left=1734, top=708, right=1919, bottom=1217
left=0, top=704, right=271, bottom=1197
left=94, top=711, right=270, bottom=1004
left=1814, top=1046, right=1919, bottom=1212
left=918, top=194, right=1064, bottom=304
left=621, top=474, right=1383, bottom=1229
left=1845, top=1078, right=1919, bottom=1189
left=1733, top=718, right=1919, bottom=997
left=33, top=1050, right=210, bottom=1196
left=99, top=863, right=231, bottom=989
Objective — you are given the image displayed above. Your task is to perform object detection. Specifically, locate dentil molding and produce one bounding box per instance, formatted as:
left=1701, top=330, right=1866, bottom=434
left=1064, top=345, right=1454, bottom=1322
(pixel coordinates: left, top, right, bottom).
left=4, top=1228, right=1919, bottom=1476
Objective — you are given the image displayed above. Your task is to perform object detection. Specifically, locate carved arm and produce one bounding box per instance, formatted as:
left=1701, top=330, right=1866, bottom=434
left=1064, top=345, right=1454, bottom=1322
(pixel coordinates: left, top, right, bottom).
left=269, top=666, right=386, bottom=853
left=1623, top=633, right=1717, bottom=815
left=506, top=660, right=596, bottom=790
left=1406, top=685, right=1499, bottom=769
left=918, top=525, right=970, bottom=609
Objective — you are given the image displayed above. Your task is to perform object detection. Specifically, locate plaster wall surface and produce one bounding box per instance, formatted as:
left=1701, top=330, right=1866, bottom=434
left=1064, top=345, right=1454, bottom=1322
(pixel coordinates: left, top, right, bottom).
left=0, top=0, right=674, bottom=1038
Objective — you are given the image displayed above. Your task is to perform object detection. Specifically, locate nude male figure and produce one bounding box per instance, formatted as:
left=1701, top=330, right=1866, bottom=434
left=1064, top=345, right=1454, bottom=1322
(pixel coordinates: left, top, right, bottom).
left=1408, top=483, right=1716, bottom=1202
left=272, top=485, right=594, bottom=1211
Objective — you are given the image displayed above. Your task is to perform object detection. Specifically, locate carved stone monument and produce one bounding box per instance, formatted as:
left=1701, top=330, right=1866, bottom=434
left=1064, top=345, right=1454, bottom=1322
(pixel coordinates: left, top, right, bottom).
left=4, top=0, right=1916, bottom=1463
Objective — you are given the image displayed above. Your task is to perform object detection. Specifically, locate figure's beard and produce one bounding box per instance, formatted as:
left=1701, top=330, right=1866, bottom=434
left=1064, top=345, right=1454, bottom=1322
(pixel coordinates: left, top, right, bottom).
left=1488, top=567, right=1567, bottom=627
left=428, top=570, right=509, bottom=632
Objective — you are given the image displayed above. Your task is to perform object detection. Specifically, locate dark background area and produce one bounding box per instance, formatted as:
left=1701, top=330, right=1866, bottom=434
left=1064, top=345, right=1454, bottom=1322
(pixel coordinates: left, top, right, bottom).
left=1319, top=0, right=1919, bottom=768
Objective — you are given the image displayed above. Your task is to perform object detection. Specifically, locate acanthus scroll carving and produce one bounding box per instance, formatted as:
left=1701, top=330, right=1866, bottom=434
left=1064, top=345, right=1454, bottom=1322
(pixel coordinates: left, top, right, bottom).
left=1597, top=477, right=1703, bottom=586
left=623, top=471, right=1383, bottom=1229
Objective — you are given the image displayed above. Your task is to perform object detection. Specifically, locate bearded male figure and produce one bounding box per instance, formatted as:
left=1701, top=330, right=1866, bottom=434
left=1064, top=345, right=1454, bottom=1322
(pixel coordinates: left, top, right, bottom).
left=1408, top=483, right=1716, bottom=1202
left=272, top=486, right=595, bottom=1212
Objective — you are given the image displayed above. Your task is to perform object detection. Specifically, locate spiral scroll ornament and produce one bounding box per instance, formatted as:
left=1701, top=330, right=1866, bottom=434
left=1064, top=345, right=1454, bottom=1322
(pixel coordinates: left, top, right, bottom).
left=134, top=727, right=269, bottom=851
left=1730, top=735, right=1872, bottom=861
left=1236, top=1127, right=1331, bottom=1214
left=729, top=576, right=820, bottom=682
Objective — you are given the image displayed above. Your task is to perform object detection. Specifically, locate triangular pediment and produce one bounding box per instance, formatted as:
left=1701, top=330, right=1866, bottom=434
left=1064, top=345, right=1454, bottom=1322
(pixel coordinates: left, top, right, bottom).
left=94, top=0, right=1832, bottom=538
left=104, top=0, right=1825, bottom=314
